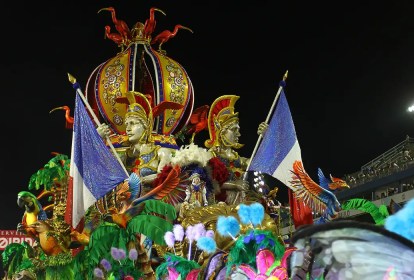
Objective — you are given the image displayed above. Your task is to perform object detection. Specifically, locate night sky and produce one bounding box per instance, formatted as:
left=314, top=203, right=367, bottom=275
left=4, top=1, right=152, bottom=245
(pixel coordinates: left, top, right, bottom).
left=2, top=0, right=414, bottom=230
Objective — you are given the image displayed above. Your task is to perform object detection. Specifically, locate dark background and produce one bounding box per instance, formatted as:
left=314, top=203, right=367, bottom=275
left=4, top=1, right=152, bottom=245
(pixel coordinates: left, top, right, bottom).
left=2, top=1, right=414, bottom=233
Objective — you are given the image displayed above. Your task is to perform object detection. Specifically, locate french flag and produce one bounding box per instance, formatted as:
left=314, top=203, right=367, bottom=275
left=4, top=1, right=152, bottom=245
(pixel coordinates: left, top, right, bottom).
left=248, top=88, right=313, bottom=228
left=249, top=88, right=301, bottom=186
left=65, top=94, right=128, bottom=229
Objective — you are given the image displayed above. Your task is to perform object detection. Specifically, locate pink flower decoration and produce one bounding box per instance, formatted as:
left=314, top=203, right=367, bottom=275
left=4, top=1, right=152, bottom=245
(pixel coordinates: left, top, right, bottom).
left=237, top=248, right=296, bottom=280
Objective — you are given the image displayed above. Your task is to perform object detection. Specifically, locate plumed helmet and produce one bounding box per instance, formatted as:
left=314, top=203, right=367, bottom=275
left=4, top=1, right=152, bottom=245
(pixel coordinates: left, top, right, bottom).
left=115, top=91, right=153, bottom=139
left=205, top=95, right=241, bottom=149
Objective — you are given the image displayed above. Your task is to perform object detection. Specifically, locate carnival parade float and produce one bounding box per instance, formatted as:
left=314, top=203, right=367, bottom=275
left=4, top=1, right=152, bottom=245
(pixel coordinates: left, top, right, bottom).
left=3, top=4, right=414, bottom=280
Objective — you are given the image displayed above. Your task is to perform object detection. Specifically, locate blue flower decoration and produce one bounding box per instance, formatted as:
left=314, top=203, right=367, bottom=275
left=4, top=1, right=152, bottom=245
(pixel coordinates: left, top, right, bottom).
left=243, top=230, right=255, bottom=244
left=255, top=234, right=265, bottom=243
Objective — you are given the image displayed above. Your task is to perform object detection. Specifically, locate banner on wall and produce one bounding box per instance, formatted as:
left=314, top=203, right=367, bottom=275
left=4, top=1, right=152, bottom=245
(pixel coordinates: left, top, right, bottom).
left=0, top=230, right=35, bottom=250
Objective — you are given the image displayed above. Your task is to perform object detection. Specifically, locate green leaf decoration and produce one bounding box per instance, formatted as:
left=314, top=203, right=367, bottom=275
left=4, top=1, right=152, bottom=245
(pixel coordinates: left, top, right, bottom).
left=87, top=222, right=128, bottom=265
left=378, top=204, right=390, bottom=218
left=226, top=229, right=285, bottom=275
left=28, top=154, right=70, bottom=191
left=140, top=199, right=177, bottom=222
left=127, top=215, right=173, bottom=245
left=1, top=241, right=35, bottom=279
left=155, top=253, right=200, bottom=280
left=72, top=249, right=91, bottom=280
left=2, top=243, right=25, bottom=277
left=341, top=198, right=390, bottom=225
left=44, top=263, right=74, bottom=280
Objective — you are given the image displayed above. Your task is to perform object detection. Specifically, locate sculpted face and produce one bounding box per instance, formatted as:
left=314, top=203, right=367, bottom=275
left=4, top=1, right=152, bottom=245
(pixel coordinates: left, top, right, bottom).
left=192, top=175, right=201, bottom=186
left=220, top=122, right=241, bottom=148
left=125, top=116, right=147, bottom=144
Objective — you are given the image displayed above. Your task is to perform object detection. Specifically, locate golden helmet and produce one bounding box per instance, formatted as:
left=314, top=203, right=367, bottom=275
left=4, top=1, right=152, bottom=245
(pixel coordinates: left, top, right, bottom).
left=204, top=95, right=240, bottom=149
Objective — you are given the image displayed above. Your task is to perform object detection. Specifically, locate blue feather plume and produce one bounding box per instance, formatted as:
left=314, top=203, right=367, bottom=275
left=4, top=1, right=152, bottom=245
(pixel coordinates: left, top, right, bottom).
left=196, top=237, right=217, bottom=254
left=217, top=216, right=240, bottom=238
left=238, top=204, right=251, bottom=224
left=249, top=202, right=265, bottom=226
left=385, top=198, right=414, bottom=241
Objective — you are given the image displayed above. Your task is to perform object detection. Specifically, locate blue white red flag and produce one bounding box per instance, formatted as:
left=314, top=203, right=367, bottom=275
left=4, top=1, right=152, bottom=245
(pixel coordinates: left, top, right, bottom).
left=65, top=94, right=128, bottom=228
left=248, top=89, right=301, bottom=189
left=249, top=87, right=313, bottom=228
left=248, top=88, right=314, bottom=228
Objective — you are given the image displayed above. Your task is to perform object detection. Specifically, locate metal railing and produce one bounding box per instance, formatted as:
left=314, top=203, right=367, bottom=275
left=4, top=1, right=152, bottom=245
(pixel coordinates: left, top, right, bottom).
left=361, top=135, right=414, bottom=171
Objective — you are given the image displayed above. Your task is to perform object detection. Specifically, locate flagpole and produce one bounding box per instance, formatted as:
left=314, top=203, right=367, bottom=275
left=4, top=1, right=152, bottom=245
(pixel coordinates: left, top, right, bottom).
left=67, top=73, right=129, bottom=176
left=245, top=70, right=288, bottom=174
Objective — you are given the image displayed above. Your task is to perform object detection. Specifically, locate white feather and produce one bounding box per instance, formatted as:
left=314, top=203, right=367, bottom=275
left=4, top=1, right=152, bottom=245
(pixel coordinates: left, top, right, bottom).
left=170, top=143, right=212, bottom=167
